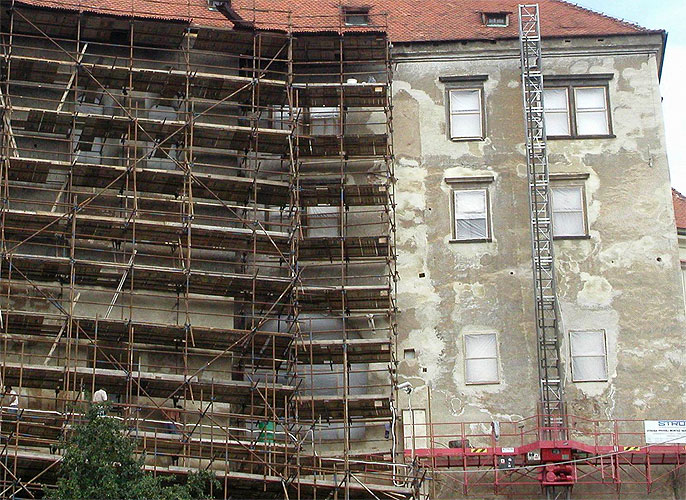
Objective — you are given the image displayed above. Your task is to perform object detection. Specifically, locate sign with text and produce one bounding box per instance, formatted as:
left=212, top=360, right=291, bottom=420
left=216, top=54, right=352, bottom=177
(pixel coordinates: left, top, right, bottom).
left=644, top=420, right=686, bottom=445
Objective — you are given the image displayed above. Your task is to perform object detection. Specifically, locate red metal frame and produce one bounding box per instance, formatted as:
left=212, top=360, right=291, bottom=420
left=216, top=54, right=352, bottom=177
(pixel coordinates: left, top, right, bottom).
left=403, top=414, right=686, bottom=496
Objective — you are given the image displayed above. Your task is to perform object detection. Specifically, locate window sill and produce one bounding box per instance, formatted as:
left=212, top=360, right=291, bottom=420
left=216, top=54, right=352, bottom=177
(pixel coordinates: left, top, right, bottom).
left=450, top=137, right=485, bottom=142
left=553, top=234, right=591, bottom=240
left=465, top=381, right=500, bottom=386
left=572, top=379, right=608, bottom=383
left=449, top=238, right=492, bottom=244
left=548, top=134, right=616, bottom=140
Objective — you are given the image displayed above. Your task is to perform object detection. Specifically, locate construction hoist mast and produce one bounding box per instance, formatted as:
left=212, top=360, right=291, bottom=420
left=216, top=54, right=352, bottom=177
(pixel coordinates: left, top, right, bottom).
left=518, top=3, right=567, bottom=442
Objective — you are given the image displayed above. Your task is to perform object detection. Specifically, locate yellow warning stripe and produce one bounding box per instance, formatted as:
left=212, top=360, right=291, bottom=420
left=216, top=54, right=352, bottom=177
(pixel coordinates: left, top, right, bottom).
left=470, top=448, right=488, bottom=453
left=623, top=446, right=640, bottom=451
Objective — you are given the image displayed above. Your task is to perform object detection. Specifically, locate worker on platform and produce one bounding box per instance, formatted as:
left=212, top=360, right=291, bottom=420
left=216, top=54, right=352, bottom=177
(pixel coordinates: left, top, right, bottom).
left=92, top=388, right=108, bottom=403
left=4, top=386, right=19, bottom=415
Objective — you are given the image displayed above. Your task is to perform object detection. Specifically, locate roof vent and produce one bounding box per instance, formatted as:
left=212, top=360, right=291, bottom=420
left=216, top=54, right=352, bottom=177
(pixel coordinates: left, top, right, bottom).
left=482, top=12, right=509, bottom=27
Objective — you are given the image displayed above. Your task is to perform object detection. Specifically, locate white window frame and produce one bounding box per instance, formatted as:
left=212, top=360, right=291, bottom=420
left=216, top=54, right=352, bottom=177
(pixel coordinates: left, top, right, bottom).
left=451, top=188, right=491, bottom=242
left=483, top=13, right=508, bottom=27
left=448, top=88, right=484, bottom=140
left=402, top=408, right=428, bottom=453
left=543, top=87, right=571, bottom=137
left=570, top=330, right=608, bottom=382
left=574, top=86, right=610, bottom=136
left=551, top=184, right=587, bottom=238
left=464, top=332, right=500, bottom=385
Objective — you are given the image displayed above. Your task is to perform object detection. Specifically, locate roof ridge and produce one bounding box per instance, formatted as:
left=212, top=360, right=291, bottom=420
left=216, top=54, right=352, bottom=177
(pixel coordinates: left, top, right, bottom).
left=554, top=0, right=649, bottom=33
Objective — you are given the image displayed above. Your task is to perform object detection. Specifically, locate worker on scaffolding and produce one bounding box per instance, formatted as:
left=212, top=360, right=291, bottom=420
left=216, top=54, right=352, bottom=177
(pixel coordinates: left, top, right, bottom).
left=4, top=386, right=19, bottom=416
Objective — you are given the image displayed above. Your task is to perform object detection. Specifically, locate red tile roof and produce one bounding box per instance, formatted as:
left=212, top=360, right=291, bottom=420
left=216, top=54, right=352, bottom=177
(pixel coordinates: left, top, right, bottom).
left=673, top=189, right=686, bottom=230
left=12, top=0, right=659, bottom=42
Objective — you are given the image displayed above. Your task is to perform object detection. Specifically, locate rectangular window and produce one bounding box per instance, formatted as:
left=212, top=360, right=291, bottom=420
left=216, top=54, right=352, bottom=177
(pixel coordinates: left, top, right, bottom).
left=543, top=82, right=611, bottom=138
left=574, top=87, right=609, bottom=136
left=453, top=189, right=489, bottom=242
left=309, top=107, right=339, bottom=136
left=464, top=333, right=499, bottom=384
left=551, top=185, right=586, bottom=238
left=449, top=89, right=483, bottom=140
left=402, top=408, right=428, bottom=451
left=543, top=88, right=570, bottom=136
left=343, top=8, right=370, bottom=26
left=570, top=330, right=607, bottom=382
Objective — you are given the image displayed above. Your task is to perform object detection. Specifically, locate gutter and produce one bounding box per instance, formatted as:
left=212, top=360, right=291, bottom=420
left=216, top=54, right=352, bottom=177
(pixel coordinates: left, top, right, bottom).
left=658, top=31, right=668, bottom=81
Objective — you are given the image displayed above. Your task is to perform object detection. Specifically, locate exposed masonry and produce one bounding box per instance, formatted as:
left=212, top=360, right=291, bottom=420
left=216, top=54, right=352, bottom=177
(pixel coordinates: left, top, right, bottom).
left=392, top=34, right=686, bottom=498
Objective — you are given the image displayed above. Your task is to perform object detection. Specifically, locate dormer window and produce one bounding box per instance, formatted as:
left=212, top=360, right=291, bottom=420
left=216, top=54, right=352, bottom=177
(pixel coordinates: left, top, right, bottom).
left=482, top=12, right=509, bottom=27
left=343, top=7, right=371, bottom=26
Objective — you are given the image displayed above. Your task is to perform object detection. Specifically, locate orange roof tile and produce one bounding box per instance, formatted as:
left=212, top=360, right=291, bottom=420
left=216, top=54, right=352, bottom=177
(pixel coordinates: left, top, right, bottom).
left=11, top=0, right=659, bottom=41
left=673, top=189, right=686, bottom=230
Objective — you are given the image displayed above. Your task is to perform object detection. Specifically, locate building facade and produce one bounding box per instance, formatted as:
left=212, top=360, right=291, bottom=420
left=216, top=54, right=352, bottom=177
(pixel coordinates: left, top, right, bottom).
left=0, top=0, right=684, bottom=498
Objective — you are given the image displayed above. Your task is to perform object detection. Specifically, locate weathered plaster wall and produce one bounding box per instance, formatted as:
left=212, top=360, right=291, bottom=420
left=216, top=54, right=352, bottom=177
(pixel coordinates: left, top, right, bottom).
left=392, top=34, right=686, bottom=498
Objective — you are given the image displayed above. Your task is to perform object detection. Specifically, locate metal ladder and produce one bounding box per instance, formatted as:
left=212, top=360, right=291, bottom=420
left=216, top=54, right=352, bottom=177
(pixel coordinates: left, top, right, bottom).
left=518, top=4, right=567, bottom=442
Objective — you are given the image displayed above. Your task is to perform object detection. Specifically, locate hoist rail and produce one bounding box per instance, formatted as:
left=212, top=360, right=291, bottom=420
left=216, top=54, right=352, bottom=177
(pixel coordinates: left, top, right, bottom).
left=518, top=3, right=566, bottom=440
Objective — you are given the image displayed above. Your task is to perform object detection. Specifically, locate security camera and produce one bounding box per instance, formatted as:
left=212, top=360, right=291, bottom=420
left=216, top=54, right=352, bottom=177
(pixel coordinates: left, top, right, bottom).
left=396, top=382, right=412, bottom=394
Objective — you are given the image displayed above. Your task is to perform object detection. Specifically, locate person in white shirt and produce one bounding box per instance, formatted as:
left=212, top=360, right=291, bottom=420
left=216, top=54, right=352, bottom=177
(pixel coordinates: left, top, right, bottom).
left=92, top=388, right=108, bottom=403
left=5, top=386, right=18, bottom=414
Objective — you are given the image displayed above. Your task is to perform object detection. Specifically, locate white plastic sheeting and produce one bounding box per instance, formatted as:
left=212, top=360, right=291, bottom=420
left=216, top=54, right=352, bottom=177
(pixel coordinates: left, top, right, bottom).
left=310, top=106, right=339, bottom=136
left=574, top=87, right=609, bottom=136
left=464, top=333, right=498, bottom=384
left=551, top=186, right=585, bottom=237
left=543, top=88, right=570, bottom=136
left=454, top=189, right=488, bottom=240
left=449, top=89, right=482, bottom=139
left=306, top=206, right=340, bottom=237
left=570, top=330, right=607, bottom=382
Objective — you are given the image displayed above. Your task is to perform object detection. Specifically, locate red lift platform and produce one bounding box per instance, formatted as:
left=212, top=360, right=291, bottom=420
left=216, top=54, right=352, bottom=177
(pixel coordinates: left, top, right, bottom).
left=404, top=414, right=686, bottom=497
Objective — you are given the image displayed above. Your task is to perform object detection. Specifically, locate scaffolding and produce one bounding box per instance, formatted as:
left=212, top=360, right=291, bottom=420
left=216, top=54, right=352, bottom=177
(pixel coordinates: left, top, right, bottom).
left=0, top=0, right=419, bottom=497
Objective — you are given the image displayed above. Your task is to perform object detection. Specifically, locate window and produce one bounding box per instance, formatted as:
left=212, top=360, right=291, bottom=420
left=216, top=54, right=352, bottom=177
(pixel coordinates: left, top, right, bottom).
left=309, top=107, right=339, bottom=136
left=570, top=330, right=607, bottom=382
left=574, top=87, right=609, bottom=136
left=464, top=333, right=499, bottom=384
left=482, top=12, right=508, bottom=27
left=343, top=8, right=370, bottom=26
left=543, top=84, right=611, bottom=138
left=551, top=185, right=586, bottom=238
left=402, top=409, right=428, bottom=451
left=448, top=89, right=483, bottom=140
left=543, top=88, right=570, bottom=136
left=452, top=189, right=490, bottom=242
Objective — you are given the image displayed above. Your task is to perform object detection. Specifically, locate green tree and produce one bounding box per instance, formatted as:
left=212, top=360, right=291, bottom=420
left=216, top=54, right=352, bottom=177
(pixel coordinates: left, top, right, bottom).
left=45, top=403, right=218, bottom=500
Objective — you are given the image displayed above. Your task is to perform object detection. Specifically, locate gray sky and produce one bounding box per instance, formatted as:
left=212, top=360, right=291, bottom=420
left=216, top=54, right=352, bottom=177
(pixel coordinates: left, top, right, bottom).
left=574, top=1, right=686, bottom=192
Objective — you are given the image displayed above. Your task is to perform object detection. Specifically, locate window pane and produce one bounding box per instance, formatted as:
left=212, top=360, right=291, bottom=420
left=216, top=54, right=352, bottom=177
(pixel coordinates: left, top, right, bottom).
left=465, top=334, right=497, bottom=358
left=576, top=110, right=609, bottom=135
left=575, top=87, right=606, bottom=110
left=572, top=356, right=607, bottom=381
left=450, top=89, right=480, bottom=113
left=455, top=190, right=486, bottom=215
left=456, top=218, right=488, bottom=239
left=570, top=331, right=606, bottom=356
left=450, top=112, right=482, bottom=138
left=546, top=111, right=570, bottom=136
left=552, top=187, right=582, bottom=211
left=544, top=88, right=568, bottom=111
left=466, top=358, right=498, bottom=383
left=553, top=212, right=584, bottom=237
